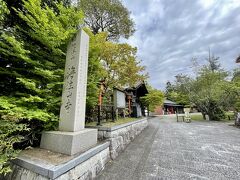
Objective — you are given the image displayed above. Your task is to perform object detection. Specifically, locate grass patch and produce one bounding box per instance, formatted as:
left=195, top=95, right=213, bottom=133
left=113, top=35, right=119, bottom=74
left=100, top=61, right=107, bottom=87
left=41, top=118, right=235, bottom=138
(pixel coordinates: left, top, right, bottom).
left=190, top=114, right=205, bottom=121
left=190, top=112, right=235, bottom=122
left=225, top=111, right=234, bottom=119
left=86, top=117, right=141, bottom=127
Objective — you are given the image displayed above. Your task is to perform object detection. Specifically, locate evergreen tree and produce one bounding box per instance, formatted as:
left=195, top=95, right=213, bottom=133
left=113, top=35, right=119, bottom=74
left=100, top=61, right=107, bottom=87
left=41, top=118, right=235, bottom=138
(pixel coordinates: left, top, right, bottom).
left=0, top=0, right=83, bottom=174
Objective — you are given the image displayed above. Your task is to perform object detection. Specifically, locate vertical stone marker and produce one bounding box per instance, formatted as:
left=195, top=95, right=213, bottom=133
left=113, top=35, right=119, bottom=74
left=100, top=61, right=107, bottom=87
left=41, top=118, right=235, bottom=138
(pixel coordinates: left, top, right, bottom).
left=59, top=28, right=89, bottom=132
left=40, top=29, right=97, bottom=155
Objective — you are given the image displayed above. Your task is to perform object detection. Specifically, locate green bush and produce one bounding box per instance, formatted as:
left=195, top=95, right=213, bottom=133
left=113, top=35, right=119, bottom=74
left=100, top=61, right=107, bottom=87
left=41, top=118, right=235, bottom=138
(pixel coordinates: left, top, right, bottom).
left=0, top=120, right=29, bottom=175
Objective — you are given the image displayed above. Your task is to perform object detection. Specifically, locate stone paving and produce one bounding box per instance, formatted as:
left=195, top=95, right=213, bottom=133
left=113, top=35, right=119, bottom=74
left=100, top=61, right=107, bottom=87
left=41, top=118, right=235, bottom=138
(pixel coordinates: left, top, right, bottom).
left=97, top=116, right=240, bottom=180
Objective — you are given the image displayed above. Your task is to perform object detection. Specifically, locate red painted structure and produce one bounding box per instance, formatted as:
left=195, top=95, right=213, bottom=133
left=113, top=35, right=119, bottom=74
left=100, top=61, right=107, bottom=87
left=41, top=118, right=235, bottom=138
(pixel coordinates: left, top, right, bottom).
left=154, top=100, right=184, bottom=115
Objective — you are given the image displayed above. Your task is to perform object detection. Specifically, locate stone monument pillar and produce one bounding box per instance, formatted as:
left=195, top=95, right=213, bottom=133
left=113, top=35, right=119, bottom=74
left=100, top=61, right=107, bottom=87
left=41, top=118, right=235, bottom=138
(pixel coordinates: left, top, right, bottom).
left=40, top=29, right=97, bottom=155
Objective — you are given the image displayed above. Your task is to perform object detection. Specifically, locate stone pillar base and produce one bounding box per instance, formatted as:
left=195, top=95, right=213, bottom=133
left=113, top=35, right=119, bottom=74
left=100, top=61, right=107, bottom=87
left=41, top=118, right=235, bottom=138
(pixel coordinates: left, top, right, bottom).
left=40, top=128, right=97, bottom=155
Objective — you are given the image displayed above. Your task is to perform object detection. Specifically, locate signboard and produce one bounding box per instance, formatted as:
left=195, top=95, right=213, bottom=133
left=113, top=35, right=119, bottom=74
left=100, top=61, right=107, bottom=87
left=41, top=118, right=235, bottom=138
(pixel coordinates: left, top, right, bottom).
left=114, top=89, right=126, bottom=109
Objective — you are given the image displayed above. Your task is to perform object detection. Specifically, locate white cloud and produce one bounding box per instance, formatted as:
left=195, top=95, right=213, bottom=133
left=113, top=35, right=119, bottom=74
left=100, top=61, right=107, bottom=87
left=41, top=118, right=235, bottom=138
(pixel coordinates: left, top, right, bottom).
left=199, top=0, right=216, bottom=9
left=122, top=0, right=240, bottom=90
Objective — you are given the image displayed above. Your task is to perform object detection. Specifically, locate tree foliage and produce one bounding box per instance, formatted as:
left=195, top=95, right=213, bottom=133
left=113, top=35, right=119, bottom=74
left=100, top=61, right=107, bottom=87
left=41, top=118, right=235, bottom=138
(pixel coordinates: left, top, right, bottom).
left=205, top=49, right=221, bottom=72
left=0, top=0, right=83, bottom=122
left=165, top=77, right=190, bottom=106
left=0, top=0, right=9, bottom=25
left=84, top=29, right=147, bottom=106
left=99, top=40, right=147, bottom=90
left=0, top=0, right=84, bottom=174
left=84, top=29, right=106, bottom=111
left=0, top=0, right=145, bottom=175
left=166, top=54, right=237, bottom=121
left=230, top=68, right=240, bottom=112
left=78, top=0, right=135, bottom=41
left=0, top=120, right=29, bottom=175
left=141, top=86, right=164, bottom=112
left=188, top=66, right=228, bottom=120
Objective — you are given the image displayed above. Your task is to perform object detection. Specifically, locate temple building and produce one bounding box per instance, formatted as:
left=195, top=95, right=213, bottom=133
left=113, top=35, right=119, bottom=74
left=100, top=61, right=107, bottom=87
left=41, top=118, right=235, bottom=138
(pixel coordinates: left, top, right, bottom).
left=154, top=99, right=184, bottom=115
left=125, top=82, right=148, bottom=117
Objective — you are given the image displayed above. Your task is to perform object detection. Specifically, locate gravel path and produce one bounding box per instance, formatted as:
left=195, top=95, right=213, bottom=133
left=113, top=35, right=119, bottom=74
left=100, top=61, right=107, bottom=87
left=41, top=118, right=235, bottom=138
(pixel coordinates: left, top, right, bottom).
left=97, top=116, right=240, bottom=180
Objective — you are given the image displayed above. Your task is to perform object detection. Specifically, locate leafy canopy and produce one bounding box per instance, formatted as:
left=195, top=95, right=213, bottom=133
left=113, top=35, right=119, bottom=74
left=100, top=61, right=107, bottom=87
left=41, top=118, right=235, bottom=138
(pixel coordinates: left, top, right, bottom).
left=141, top=86, right=164, bottom=112
left=166, top=53, right=235, bottom=121
left=78, top=0, right=135, bottom=41
left=0, top=0, right=83, bottom=174
left=99, top=40, right=147, bottom=90
left=0, top=0, right=145, bottom=175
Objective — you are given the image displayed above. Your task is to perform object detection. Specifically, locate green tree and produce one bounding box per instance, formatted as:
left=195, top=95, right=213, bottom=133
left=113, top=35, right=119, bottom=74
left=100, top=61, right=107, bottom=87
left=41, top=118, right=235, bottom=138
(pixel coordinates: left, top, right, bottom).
left=232, top=68, right=240, bottom=83
left=78, top=0, right=135, bottom=40
left=84, top=30, right=147, bottom=106
left=165, top=76, right=190, bottom=106
left=179, top=56, right=230, bottom=120
left=167, top=91, right=189, bottom=106
left=166, top=53, right=235, bottom=121
left=141, top=86, right=164, bottom=112
left=0, top=0, right=83, bottom=174
left=84, top=29, right=106, bottom=113
left=189, top=67, right=228, bottom=120
left=0, top=0, right=9, bottom=25
left=205, top=49, right=221, bottom=72
left=230, top=68, right=240, bottom=112
left=81, top=31, right=146, bottom=122
left=165, top=81, right=174, bottom=99
left=0, top=0, right=143, bottom=175
left=98, top=39, right=147, bottom=91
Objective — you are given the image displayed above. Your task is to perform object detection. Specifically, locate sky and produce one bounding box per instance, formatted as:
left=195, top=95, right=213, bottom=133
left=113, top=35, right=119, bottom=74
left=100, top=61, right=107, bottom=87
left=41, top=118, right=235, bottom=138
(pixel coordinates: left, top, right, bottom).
left=121, top=0, right=240, bottom=90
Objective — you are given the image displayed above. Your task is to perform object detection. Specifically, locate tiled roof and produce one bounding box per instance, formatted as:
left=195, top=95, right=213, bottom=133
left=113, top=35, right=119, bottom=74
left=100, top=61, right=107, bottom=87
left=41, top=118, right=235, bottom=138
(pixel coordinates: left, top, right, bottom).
left=164, top=100, right=177, bottom=105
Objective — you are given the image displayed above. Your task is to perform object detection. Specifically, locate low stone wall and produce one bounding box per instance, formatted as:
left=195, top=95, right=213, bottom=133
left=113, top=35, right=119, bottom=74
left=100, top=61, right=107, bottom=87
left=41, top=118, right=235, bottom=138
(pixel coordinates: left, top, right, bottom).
left=4, top=118, right=148, bottom=180
left=97, top=118, right=148, bottom=159
left=4, top=142, right=110, bottom=180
